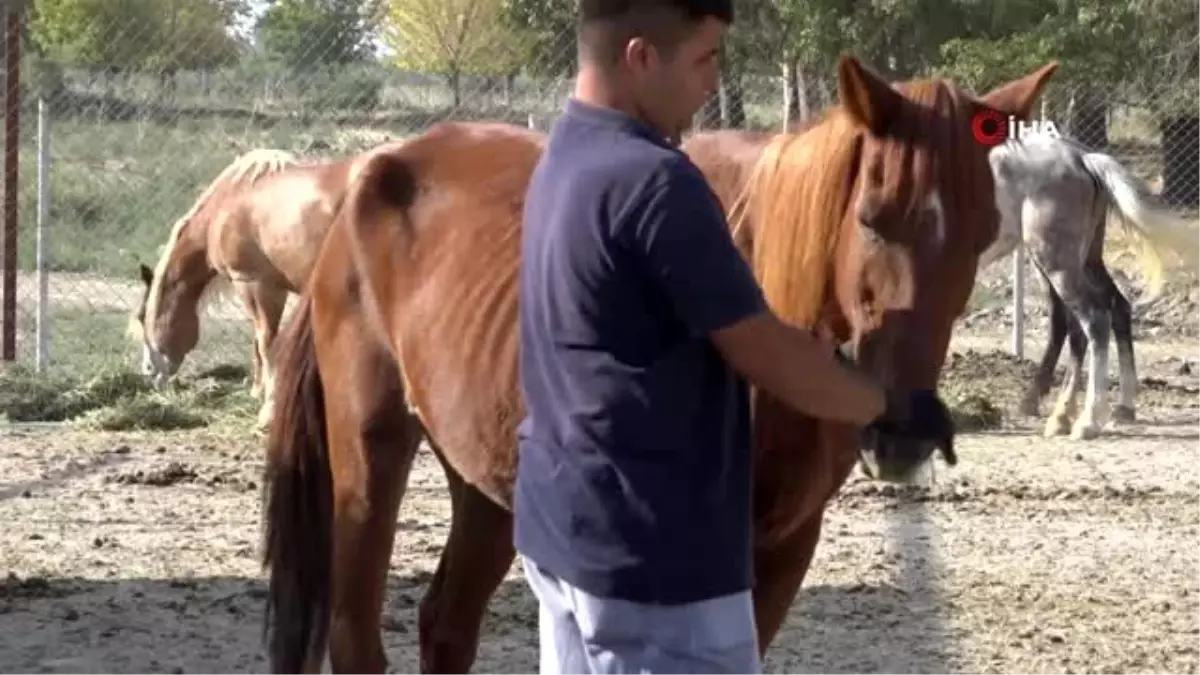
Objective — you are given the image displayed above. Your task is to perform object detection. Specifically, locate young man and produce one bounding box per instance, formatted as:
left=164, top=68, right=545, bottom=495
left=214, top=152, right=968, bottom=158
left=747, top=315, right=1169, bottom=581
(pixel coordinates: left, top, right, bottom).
left=514, top=1, right=955, bottom=673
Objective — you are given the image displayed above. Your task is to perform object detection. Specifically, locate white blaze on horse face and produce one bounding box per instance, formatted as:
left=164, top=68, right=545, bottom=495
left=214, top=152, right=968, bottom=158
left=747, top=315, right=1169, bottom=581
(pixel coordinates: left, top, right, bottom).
left=141, top=339, right=174, bottom=389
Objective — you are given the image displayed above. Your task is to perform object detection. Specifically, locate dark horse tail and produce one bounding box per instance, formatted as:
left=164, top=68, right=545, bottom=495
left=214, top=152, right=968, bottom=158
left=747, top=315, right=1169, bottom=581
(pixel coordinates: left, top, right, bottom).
left=261, top=292, right=331, bottom=674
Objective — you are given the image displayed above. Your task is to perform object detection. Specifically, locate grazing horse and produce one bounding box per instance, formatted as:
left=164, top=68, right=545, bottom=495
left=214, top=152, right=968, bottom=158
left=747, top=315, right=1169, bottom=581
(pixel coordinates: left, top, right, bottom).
left=976, top=135, right=1199, bottom=439
left=261, top=54, right=1058, bottom=673
left=131, top=143, right=409, bottom=426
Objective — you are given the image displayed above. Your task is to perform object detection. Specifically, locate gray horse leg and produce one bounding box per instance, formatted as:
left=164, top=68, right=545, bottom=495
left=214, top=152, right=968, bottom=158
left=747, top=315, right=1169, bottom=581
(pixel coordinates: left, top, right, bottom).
left=1068, top=276, right=1113, bottom=440
left=1097, top=265, right=1137, bottom=423
left=1020, top=275, right=1069, bottom=416
left=1040, top=265, right=1101, bottom=438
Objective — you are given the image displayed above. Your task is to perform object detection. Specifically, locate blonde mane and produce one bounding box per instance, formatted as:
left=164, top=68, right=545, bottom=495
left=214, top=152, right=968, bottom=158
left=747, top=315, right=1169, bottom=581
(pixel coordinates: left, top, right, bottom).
left=728, top=110, right=864, bottom=329
left=132, top=148, right=300, bottom=340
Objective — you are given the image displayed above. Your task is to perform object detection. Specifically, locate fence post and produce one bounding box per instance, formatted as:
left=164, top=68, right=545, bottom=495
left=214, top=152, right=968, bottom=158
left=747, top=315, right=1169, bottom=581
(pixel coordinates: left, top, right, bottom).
left=1, top=1, right=20, bottom=362
left=1011, top=241, right=1025, bottom=359
left=35, top=96, right=49, bottom=372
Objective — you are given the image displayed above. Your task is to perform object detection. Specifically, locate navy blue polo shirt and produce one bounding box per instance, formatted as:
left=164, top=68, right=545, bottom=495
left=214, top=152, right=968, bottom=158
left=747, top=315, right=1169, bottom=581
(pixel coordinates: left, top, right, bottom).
left=514, top=99, right=768, bottom=605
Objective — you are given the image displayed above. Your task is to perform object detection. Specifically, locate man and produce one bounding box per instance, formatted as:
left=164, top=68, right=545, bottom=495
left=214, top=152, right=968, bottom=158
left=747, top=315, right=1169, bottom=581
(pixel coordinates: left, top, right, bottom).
left=514, top=1, right=955, bottom=673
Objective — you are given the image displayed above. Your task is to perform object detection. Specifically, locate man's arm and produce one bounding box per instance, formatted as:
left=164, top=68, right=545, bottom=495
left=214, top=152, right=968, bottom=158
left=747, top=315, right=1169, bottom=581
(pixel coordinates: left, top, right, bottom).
left=622, top=164, right=886, bottom=425
left=711, top=314, right=886, bottom=425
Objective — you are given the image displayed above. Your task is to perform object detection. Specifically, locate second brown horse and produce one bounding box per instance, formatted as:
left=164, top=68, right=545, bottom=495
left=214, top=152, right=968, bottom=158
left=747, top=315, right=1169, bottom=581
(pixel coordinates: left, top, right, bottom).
left=262, top=54, right=1058, bottom=673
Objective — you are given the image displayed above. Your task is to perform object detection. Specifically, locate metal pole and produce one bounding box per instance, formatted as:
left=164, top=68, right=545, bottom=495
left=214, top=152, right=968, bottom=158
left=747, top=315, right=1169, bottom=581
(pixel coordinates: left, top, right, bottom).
left=1011, top=242, right=1025, bottom=358
left=35, top=97, right=48, bottom=372
left=1, top=3, right=19, bottom=361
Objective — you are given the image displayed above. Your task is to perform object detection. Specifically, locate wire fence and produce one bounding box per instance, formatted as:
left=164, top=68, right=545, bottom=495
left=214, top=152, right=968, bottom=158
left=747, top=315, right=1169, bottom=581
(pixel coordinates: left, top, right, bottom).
left=0, top=1, right=1196, bottom=387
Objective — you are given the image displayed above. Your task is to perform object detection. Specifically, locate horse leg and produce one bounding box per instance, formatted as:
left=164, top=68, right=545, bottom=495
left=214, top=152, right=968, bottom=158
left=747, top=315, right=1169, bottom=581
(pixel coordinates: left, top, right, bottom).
left=1099, top=265, right=1138, bottom=423
left=233, top=280, right=265, bottom=397
left=320, top=330, right=423, bottom=672
left=1043, top=307, right=1088, bottom=438
left=1019, top=275, right=1070, bottom=416
left=1067, top=272, right=1112, bottom=440
left=751, top=513, right=825, bottom=655
left=415, top=444, right=465, bottom=669
left=417, top=452, right=514, bottom=674
left=254, top=285, right=290, bottom=429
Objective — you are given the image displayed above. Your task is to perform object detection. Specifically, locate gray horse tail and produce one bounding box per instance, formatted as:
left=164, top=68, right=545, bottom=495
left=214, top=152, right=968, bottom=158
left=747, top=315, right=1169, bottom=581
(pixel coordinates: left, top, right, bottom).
left=1079, top=151, right=1199, bottom=303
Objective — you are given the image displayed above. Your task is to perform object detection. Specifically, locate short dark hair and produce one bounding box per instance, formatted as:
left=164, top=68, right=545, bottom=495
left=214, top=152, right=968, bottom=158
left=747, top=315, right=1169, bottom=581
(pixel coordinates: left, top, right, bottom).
left=577, top=0, right=734, bottom=67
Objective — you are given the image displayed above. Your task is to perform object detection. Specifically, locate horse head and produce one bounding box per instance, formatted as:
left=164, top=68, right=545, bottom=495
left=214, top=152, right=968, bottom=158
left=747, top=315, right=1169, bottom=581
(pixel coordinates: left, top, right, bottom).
left=737, top=53, right=1058, bottom=482
left=131, top=245, right=210, bottom=388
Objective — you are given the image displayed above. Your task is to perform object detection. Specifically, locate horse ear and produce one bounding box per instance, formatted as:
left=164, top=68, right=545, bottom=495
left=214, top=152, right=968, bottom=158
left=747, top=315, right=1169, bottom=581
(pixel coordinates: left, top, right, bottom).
left=836, top=52, right=904, bottom=135
left=979, top=61, right=1059, bottom=120
left=139, top=263, right=153, bottom=286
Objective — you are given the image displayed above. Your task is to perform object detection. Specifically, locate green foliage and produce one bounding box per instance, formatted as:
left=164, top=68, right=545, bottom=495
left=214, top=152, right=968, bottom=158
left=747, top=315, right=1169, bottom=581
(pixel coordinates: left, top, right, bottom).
left=30, top=0, right=161, bottom=70
left=256, top=0, right=381, bottom=68
left=29, top=0, right=243, bottom=72
left=383, top=0, right=529, bottom=78
left=500, top=0, right=575, bottom=76
left=931, top=0, right=1187, bottom=108
left=145, top=0, right=246, bottom=71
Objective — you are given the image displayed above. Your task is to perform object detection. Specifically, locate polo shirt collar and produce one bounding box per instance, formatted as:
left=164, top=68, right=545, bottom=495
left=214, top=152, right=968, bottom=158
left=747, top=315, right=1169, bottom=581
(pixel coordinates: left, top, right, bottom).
left=562, top=98, right=677, bottom=149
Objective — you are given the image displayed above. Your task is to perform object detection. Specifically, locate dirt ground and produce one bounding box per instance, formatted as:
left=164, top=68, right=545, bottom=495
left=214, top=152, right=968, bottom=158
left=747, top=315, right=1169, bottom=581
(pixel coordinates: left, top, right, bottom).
left=2, top=266, right=1198, bottom=673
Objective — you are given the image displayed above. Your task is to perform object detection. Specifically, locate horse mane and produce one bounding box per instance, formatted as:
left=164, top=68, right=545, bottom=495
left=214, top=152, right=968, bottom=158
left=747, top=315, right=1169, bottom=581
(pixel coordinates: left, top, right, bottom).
left=728, top=108, right=863, bottom=328
left=133, top=148, right=300, bottom=340
left=729, top=78, right=983, bottom=330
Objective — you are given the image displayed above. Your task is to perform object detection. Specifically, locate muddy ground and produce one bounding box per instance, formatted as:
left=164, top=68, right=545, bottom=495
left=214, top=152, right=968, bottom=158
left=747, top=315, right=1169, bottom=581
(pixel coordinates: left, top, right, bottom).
left=1, top=258, right=1198, bottom=673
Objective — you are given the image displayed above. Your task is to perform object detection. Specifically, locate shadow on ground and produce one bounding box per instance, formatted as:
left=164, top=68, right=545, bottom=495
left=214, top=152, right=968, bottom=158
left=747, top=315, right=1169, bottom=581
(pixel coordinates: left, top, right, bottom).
left=0, top=561, right=958, bottom=674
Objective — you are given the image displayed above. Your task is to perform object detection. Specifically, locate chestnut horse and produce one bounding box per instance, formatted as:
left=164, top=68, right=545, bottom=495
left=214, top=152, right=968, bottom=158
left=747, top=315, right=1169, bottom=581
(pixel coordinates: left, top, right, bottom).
left=131, top=142, right=409, bottom=426
left=262, top=54, right=1058, bottom=673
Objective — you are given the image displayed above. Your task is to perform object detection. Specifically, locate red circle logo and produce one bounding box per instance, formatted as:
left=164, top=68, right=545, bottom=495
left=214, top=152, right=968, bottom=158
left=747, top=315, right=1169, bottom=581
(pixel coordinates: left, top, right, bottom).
left=971, top=110, right=1007, bottom=146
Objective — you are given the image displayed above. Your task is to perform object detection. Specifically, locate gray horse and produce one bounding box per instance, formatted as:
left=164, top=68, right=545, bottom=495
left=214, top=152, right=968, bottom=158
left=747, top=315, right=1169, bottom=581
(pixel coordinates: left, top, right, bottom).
left=978, top=134, right=1198, bottom=440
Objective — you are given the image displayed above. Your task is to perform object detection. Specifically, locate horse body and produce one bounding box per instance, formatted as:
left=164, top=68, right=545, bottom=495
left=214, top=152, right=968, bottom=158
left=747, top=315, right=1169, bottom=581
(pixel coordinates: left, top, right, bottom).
left=263, top=55, right=1058, bottom=673
left=134, top=142, right=411, bottom=425
left=977, top=135, right=1198, bottom=439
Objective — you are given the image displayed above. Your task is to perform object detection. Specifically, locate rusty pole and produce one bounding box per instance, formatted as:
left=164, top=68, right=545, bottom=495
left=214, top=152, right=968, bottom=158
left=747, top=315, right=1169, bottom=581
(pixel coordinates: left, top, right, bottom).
left=2, top=0, right=19, bottom=361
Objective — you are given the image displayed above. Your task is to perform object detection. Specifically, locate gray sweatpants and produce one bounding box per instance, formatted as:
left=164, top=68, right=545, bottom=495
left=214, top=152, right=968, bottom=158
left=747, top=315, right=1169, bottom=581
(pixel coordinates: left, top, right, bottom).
left=521, top=556, right=762, bottom=674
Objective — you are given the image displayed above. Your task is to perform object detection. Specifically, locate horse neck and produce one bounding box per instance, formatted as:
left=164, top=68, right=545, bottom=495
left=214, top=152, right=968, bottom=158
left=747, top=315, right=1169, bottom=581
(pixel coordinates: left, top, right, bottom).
left=151, top=221, right=217, bottom=319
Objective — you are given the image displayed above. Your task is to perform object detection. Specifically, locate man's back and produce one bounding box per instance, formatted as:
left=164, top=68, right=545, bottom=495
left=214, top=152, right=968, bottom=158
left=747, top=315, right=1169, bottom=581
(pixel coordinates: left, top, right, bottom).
left=515, top=99, right=768, bottom=605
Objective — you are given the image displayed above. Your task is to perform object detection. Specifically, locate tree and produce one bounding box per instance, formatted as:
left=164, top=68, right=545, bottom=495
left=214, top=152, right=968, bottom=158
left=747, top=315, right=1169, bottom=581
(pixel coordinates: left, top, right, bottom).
left=149, top=0, right=246, bottom=72
left=934, top=0, right=1142, bottom=148
left=256, top=0, right=381, bottom=68
left=499, top=0, right=575, bottom=77
left=383, top=0, right=528, bottom=107
left=30, top=0, right=162, bottom=71
left=31, top=0, right=245, bottom=73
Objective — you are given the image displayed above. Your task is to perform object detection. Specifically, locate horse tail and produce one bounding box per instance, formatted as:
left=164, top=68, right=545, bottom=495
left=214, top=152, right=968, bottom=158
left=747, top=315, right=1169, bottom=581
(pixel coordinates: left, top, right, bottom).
left=261, top=291, right=332, bottom=674
left=1080, top=151, right=1199, bottom=304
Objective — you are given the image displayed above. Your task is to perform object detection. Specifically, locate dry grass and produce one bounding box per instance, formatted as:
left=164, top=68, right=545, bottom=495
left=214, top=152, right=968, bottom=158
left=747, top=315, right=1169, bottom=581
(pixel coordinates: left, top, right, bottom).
left=0, top=363, right=257, bottom=431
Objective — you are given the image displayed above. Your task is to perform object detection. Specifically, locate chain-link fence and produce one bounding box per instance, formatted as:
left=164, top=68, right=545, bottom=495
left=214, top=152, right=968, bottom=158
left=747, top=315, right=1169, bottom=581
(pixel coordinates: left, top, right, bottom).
left=0, top=0, right=1196, bottom=386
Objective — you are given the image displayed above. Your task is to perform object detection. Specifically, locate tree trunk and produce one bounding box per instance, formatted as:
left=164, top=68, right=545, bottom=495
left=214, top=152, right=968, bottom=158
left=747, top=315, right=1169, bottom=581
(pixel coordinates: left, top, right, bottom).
left=449, top=71, right=461, bottom=108
left=781, top=59, right=799, bottom=130
left=503, top=73, right=516, bottom=107
left=1160, top=115, right=1199, bottom=207
left=795, top=67, right=812, bottom=122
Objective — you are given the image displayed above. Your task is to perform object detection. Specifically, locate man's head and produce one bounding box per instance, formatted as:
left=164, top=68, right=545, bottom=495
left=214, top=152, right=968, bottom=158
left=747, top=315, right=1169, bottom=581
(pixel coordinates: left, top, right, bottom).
left=577, top=0, right=733, bottom=142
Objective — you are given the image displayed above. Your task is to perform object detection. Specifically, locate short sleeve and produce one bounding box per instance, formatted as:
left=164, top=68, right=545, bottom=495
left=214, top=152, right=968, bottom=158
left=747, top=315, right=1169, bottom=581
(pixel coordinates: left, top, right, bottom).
left=620, top=164, right=768, bottom=335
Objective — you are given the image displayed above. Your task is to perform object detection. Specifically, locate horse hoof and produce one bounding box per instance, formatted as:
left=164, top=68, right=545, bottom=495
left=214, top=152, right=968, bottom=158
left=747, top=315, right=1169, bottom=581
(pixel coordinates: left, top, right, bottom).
left=1043, top=415, right=1071, bottom=438
left=1110, top=405, right=1136, bottom=424
left=1069, top=422, right=1101, bottom=441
